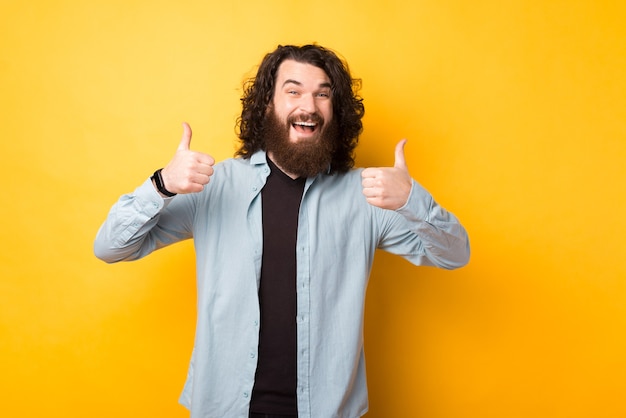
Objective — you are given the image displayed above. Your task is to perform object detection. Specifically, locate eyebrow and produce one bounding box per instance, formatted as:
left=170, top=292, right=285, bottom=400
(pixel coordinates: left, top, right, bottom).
left=282, top=79, right=332, bottom=89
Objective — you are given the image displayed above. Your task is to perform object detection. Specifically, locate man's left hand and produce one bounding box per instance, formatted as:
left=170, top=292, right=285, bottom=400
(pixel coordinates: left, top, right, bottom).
left=361, top=139, right=413, bottom=210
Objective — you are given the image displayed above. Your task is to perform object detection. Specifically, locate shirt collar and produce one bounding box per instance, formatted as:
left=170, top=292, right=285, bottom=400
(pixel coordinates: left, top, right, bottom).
left=250, top=150, right=268, bottom=166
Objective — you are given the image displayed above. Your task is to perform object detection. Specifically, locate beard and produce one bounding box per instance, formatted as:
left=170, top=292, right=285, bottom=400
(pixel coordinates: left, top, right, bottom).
left=262, top=109, right=339, bottom=178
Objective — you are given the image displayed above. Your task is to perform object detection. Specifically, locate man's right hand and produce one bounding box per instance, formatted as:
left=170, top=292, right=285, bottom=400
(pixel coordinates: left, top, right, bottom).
left=160, top=122, right=215, bottom=194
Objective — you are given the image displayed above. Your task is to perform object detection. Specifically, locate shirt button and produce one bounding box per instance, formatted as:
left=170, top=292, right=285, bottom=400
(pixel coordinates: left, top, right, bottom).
left=243, top=392, right=249, bottom=398
left=250, top=353, right=256, bottom=358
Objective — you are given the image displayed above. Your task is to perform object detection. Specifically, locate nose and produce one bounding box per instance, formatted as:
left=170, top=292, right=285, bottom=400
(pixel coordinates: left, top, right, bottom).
left=298, top=93, right=316, bottom=114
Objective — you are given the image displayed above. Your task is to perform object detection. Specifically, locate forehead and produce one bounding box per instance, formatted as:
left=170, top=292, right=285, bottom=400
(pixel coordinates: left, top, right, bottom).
left=275, top=59, right=331, bottom=88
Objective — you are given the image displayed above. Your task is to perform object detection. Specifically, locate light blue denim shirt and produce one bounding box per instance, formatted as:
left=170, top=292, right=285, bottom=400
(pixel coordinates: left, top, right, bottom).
left=94, top=150, right=469, bottom=418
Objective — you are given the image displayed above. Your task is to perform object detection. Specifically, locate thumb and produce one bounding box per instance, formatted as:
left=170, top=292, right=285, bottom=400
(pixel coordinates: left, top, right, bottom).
left=394, top=139, right=408, bottom=169
left=177, top=122, right=192, bottom=151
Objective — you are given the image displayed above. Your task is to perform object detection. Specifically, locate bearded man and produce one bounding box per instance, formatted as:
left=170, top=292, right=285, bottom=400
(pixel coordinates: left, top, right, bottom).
left=95, top=44, right=470, bottom=418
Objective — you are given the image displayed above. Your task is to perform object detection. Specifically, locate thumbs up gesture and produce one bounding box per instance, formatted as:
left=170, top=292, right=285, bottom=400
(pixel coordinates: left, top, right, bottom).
left=159, top=122, right=215, bottom=194
left=361, top=139, right=413, bottom=210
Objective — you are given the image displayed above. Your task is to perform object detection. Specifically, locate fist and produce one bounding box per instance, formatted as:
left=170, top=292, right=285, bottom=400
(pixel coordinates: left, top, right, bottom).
left=160, top=123, right=215, bottom=194
left=361, top=139, right=412, bottom=210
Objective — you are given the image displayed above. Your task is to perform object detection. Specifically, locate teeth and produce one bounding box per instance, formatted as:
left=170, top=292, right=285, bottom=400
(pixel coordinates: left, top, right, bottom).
left=294, top=122, right=316, bottom=127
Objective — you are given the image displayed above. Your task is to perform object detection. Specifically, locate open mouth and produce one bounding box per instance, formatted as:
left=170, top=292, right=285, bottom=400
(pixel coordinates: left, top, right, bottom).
left=292, top=121, right=318, bottom=134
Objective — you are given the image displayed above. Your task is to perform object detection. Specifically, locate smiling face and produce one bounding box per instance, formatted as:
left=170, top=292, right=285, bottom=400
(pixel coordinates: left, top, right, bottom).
left=262, top=59, right=339, bottom=178
left=271, top=59, right=334, bottom=144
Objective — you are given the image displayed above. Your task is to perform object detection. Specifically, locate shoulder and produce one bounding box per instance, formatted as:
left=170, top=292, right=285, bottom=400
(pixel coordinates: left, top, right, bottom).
left=199, top=152, right=268, bottom=198
left=308, top=168, right=367, bottom=205
left=215, top=151, right=266, bottom=172
left=213, top=155, right=261, bottom=178
left=315, top=167, right=363, bottom=188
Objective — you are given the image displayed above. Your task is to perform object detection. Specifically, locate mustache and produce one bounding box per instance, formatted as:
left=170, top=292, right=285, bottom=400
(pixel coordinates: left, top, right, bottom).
left=287, top=113, right=324, bottom=125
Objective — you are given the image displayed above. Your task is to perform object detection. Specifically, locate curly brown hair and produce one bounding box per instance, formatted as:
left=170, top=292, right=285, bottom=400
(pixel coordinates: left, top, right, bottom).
left=235, top=44, right=364, bottom=173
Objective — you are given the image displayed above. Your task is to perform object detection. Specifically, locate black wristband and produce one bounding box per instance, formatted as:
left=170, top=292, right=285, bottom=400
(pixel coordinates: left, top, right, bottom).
left=151, top=168, right=177, bottom=197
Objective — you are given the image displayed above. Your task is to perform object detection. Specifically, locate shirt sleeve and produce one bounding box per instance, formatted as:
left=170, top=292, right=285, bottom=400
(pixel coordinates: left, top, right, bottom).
left=93, top=178, right=195, bottom=263
left=379, top=180, right=470, bottom=270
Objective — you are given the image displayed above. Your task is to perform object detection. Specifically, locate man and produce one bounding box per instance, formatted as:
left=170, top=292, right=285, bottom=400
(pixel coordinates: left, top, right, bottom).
left=95, top=44, right=470, bottom=418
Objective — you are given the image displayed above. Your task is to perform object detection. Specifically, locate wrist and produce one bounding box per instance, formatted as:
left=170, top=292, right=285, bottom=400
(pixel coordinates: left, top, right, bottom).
left=151, top=168, right=177, bottom=197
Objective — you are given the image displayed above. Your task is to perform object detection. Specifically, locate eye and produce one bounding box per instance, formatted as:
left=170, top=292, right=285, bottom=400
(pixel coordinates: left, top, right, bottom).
left=316, top=91, right=330, bottom=98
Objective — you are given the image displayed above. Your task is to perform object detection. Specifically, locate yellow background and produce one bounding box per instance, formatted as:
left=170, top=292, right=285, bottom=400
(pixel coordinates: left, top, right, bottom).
left=2, top=1, right=625, bottom=417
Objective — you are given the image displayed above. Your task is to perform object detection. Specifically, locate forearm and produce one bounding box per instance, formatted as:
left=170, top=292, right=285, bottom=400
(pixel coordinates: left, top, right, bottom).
left=396, top=180, right=470, bottom=269
left=93, top=178, right=179, bottom=263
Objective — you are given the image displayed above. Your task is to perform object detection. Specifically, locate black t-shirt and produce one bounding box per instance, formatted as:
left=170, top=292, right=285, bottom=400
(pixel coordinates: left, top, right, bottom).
left=250, top=158, right=305, bottom=415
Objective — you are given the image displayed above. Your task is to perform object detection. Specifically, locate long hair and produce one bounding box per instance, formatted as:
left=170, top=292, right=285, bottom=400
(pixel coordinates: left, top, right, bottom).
left=235, top=44, right=364, bottom=173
